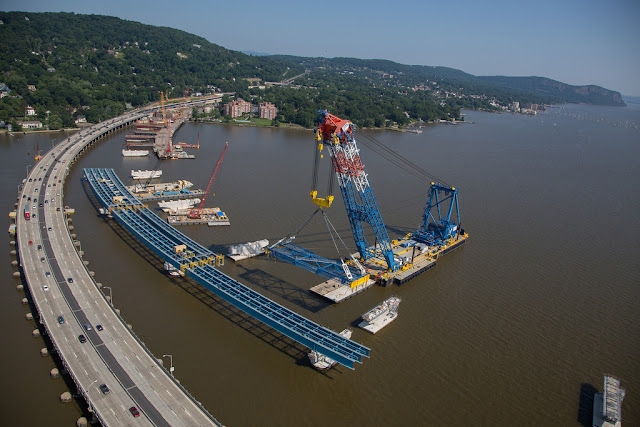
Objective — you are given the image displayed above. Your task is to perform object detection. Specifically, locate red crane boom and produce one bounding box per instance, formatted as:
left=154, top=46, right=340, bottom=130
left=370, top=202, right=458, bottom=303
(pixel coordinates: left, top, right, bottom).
left=188, top=142, right=228, bottom=219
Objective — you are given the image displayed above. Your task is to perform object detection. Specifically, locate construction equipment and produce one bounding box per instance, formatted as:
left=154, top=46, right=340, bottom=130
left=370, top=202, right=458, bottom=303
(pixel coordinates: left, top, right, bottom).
left=268, top=109, right=466, bottom=289
left=34, top=144, right=42, bottom=162
left=412, top=183, right=462, bottom=246
left=188, top=142, right=228, bottom=219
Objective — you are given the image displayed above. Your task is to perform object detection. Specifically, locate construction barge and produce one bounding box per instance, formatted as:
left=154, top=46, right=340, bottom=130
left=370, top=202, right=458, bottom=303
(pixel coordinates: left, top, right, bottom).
left=167, top=207, right=229, bottom=226
left=593, top=375, right=625, bottom=427
left=310, top=232, right=468, bottom=303
left=125, top=180, right=204, bottom=203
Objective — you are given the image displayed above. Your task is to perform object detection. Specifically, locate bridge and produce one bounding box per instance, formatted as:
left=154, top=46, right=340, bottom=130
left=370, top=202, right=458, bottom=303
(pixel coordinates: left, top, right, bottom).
left=15, top=101, right=223, bottom=425
left=83, top=168, right=371, bottom=369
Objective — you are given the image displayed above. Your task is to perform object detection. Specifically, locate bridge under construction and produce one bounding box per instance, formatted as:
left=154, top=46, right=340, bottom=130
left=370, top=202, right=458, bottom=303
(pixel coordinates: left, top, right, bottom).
left=84, top=168, right=370, bottom=369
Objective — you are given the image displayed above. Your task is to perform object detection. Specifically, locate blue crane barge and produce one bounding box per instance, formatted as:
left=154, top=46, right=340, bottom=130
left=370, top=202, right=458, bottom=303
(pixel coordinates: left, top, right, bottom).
left=267, top=110, right=469, bottom=302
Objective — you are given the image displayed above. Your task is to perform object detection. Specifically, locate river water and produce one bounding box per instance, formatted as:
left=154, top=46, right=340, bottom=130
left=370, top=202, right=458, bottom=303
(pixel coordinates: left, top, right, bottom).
left=2, top=104, right=639, bottom=426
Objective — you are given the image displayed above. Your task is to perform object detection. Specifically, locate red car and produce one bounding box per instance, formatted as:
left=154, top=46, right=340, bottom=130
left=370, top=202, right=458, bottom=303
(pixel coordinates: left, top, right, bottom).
left=129, top=406, right=140, bottom=418
left=28, top=240, right=33, bottom=245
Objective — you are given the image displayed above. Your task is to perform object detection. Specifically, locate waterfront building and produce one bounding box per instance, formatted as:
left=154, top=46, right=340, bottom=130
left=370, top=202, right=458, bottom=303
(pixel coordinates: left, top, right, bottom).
left=18, top=120, right=43, bottom=129
left=258, top=102, right=278, bottom=120
left=223, top=98, right=251, bottom=118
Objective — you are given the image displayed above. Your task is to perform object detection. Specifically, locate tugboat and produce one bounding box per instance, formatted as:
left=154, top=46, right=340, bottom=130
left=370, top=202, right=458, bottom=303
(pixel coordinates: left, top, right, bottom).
left=358, top=296, right=401, bottom=334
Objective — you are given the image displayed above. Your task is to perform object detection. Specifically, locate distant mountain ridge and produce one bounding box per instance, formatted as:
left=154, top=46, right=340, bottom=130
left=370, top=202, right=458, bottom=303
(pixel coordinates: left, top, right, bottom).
left=477, top=76, right=624, bottom=106
left=0, top=11, right=625, bottom=130
left=272, top=55, right=625, bottom=107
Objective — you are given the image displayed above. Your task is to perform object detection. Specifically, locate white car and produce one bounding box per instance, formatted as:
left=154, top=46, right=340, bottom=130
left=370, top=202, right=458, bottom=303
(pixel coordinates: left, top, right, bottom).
left=43, top=284, right=50, bottom=291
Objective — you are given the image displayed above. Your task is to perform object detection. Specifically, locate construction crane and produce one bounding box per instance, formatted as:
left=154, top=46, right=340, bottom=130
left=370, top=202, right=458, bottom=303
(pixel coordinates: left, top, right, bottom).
left=268, top=109, right=466, bottom=288
left=34, top=144, right=42, bottom=162
left=312, top=110, right=397, bottom=270
left=188, top=142, right=228, bottom=219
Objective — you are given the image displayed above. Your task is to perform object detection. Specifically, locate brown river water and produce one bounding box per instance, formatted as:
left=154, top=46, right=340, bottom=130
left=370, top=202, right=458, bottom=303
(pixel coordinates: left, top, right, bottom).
left=2, top=104, right=639, bottom=426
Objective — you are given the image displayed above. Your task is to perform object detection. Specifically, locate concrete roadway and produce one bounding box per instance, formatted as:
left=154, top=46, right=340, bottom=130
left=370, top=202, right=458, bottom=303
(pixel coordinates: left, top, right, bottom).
left=17, top=104, right=221, bottom=426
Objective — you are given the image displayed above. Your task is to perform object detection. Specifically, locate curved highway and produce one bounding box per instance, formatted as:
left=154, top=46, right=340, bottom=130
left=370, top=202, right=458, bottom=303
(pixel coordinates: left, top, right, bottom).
left=16, top=102, right=222, bottom=426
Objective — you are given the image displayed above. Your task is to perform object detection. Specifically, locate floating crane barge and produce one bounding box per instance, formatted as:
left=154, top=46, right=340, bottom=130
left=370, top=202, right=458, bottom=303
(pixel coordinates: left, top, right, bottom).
left=267, top=110, right=468, bottom=303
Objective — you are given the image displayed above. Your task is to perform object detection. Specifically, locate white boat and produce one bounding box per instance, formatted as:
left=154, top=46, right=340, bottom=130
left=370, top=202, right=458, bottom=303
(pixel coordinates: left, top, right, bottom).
left=158, top=198, right=200, bottom=213
left=228, top=239, right=269, bottom=261
left=308, top=329, right=352, bottom=370
left=358, top=296, right=401, bottom=334
left=122, top=149, right=150, bottom=157
left=127, top=180, right=194, bottom=194
left=164, top=261, right=184, bottom=277
left=131, top=169, right=162, bottom=180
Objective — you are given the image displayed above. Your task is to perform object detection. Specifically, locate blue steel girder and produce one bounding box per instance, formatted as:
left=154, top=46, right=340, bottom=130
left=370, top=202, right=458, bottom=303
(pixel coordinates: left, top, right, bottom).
left=83, top=168, right=370, bottom=369
left=187, top=265, right=367, bottom=368
left=266, top=243, right=366, bottom=285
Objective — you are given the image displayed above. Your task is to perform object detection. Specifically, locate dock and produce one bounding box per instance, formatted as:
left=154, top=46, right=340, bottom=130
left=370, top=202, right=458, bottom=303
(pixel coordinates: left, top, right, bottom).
left=130, top=189, right=204, bottom=203
left=125, top=108, right=197, bottom=159
left=311, top=232, right=468, bottom=302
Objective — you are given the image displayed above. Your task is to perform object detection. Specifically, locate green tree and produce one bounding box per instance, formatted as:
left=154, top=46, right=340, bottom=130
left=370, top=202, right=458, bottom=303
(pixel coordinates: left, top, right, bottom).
left=47, top=114, right=62, bottom=130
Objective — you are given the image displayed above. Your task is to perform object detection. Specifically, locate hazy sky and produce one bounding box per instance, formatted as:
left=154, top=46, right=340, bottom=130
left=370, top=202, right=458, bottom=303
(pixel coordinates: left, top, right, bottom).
left=4, top=0, right=640, bottom=95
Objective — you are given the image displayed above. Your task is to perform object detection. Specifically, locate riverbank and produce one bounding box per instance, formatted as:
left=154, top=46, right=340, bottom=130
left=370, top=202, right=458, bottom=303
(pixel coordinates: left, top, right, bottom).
left=0, top=127, right=82, bottom=135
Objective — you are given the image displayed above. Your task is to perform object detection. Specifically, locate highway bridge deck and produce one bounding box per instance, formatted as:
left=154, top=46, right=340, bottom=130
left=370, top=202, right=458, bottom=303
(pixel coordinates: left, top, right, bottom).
left=84, top=168, right=371, bottom=369
left=16, top=103, right=223, bottom=425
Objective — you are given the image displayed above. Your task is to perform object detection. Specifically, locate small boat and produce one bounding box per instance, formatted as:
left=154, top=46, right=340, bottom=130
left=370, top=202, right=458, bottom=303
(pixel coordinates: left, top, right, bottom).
left=358, top=296, right=401, bottom=334
left=122, top=148, right=150, bottom=157
left=131, top=169, right=162, bottom=180
left=308, top=329, right=352, bottom=370
left=158, top=199, right=200, bottom=213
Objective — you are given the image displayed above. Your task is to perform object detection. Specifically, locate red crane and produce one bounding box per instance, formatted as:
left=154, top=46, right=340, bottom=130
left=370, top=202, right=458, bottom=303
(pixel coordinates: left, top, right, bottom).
left=188, top=142, right=229, bottom=219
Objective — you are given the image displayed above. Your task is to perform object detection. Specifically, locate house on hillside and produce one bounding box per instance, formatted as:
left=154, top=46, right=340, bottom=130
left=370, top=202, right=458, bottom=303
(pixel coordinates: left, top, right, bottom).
left=18, top=120, right=43, bottom=130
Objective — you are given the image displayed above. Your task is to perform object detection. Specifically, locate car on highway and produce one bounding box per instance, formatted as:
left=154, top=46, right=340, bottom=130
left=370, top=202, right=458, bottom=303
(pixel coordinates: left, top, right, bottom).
left=129, top=407, right=140, bottom=418
left=57, top=316, right=64, bottom=324
left=48, top=227, right=52, bottom=231
left=96, top=324, right=103, bottom=331
left=43, top=284, right=49, bottom=291
left=40, top=257, right=45, bottom=263
left=84, top=323, right=92, bottom=331
left=99, top=384, right=110, bottom=395
left=67, top=278, right=73, bottom=283
left=28, top=240, right=33, bottom=245
left=56, top=207, right=60, bottom=211
left=78, top=335, right=86, bottom=343
left=45, top=271, right=51, bottom=277
left=37, top=244, right=42, bottom=250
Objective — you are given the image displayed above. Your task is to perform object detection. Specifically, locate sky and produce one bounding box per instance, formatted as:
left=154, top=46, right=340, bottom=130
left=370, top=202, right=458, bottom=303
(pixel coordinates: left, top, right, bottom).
left=3, top=0, right=640, bottom=96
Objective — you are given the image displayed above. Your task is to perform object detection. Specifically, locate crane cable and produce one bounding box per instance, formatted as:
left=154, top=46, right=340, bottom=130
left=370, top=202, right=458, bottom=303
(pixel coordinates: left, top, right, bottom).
left=357, top=131, right=450, bottom=187
left=321, top=209, right=353, bottom=261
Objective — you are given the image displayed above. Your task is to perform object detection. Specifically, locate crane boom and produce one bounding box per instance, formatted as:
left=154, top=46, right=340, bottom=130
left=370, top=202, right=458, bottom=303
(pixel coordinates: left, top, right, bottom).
left=316, top=110, right=398, bottom=271
left=188, top=142, right=228, bottom=218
